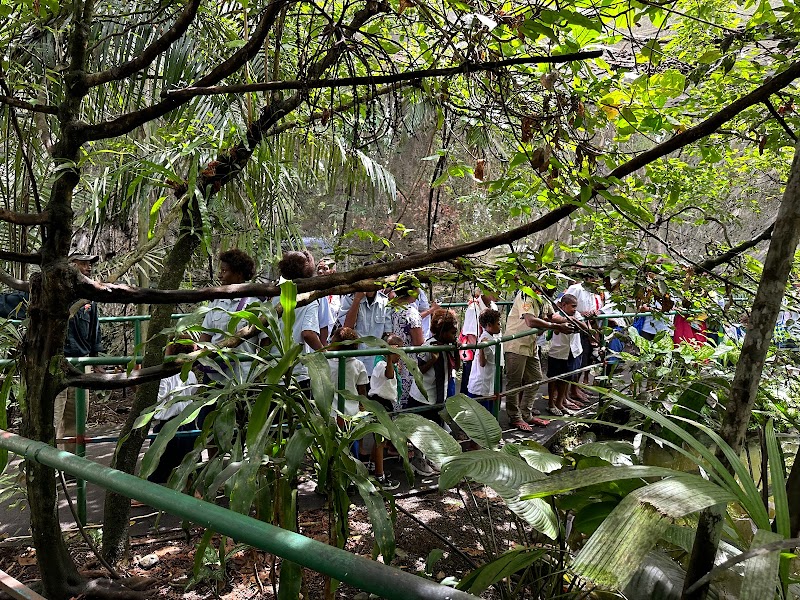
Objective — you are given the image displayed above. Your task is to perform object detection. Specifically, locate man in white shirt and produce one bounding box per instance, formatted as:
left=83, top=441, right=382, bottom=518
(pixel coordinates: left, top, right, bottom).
left=338, top=289, right=393, bottom=370
left=504, top=291, right=574, bottom=431
left=546, top=294, right=583, bottom=416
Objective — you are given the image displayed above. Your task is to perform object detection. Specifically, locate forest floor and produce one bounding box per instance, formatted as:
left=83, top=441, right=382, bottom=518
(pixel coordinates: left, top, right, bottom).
left=0, top=384, right=592, bottom=599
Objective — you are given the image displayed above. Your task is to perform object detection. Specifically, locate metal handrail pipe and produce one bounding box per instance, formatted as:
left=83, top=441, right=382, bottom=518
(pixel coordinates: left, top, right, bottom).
left=0, top=429, right=478, bottom=600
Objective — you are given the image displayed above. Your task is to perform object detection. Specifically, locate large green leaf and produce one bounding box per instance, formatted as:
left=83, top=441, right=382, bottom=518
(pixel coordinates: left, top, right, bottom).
left=456, top=547, right=546, bottom=594
left=284, top=428, right=315, bottom=478
left=765, top=420, right=790, bottom=539
left=438, top=449, right=545, bottom=491
left=503, top=495, right=559, bottom=540
left=572, top=476, right=735, bottom=589
left=394, top=413, right=462, bottom=464
left=570, top=440, right=636, bottom=465
left=304, top=351, right=334, bottom=420
left=622, top=550, right=688, bottom=600
left=740, top=529, right=783, bottom=600
left=438, top=450, right=557, bottom=538
left=352, top=469, right=396, bottom=563
left=597, top=388, right=770, bottom=530
left=445, top=394, right=502, bottom=449
left=519, top=465, right=678, bottom=499
left=513, top=442, right=565, bottom=473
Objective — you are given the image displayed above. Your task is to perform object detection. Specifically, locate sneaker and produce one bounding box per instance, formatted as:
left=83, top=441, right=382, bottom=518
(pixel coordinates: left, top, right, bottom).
left=359, top=460, right=376, bottom=473
left=426, top=459, right=441, bottom=475
left=375, top=474, right=400, bottom=490
left=410, top=455, right=435, bottom=476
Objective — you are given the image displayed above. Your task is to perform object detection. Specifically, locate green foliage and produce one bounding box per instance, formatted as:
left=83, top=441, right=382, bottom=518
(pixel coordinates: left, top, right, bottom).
left=138, top=282, right=412, bottom=593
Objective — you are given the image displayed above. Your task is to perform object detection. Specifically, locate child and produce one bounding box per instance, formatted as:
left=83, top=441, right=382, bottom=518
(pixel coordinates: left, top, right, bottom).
left=467, top=309, right=502, bottom=413
left=148, top=337, right=199, bottom=484
left=367, top=334, right=405, bottom=490
left=546, top=294, right=582, bottom=417
left=327, top=327, right=369, bottom=416
left=370, top=334, right=404, bottom=412
left=408, top=309, right=460, bottom=476
left=408, top=309, right=460, bottom=421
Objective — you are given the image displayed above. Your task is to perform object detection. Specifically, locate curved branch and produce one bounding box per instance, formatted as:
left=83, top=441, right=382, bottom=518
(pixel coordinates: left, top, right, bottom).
left=0, top=250, right=41, bottom=264
left=164, top=51, right=604, bottom=100
left=80, top=0, right=294, bottom=142
left=0, top=209, right=49, bottom=225
left=695, top=222, right=775, bottom=272
left=64, top=360, right=183, bottom=390
left=764, top=98, right=797, bottom=141
left=0, top=94, right=58, bottom=114
left=84, top=0, right=202, bottom=87
left=0, top=268, right=30, bottom=291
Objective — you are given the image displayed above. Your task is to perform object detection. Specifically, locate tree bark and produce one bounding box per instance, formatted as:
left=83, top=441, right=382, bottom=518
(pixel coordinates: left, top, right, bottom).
left=19, top=0, right=94, bottom=595
left=100, top=195, right=204, bottom=563
left=682, top=140, right=800, bottom=599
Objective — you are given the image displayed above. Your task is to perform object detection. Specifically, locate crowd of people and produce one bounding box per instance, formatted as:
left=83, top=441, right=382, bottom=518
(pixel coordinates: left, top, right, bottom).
left=28, top=247, right=761, bottom=491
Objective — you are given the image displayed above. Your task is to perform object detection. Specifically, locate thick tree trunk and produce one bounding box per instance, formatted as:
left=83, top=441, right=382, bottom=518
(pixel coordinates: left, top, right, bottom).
left=21, top=141, right=85, bottom=597
left=23, top=264, right=85, bottom=600
left=100, top=100, right=292, bottom=563
left=682, top=141, right=800, bottom=599
left=101, top=198, right=203, bottom=563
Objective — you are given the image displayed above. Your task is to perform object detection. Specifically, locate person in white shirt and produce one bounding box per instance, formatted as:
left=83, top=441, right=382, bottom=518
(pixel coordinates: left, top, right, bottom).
left=328, top=327, right=369, bottom=416
left=546, top=294, right=583, bottom=416
left=276, top=251, right=323, bottom=393
left=366, top=333, right=405, bottom=490
left=564, top=278, right=603, bottom=400
left=459, top=288, right=499, bottom=393
left=467, top=309, right=502, bottom=413
left=315, top=258, right=338, bottom=344
left=148, top=338, right=200, bottom=484
left=199, top=249, right=261, bottom=384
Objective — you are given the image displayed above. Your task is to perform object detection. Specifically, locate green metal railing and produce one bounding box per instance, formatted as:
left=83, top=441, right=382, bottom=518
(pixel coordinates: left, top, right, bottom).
left=2, top=310, right=648, bottom=525
left=0, top=429, right=478, bottom=600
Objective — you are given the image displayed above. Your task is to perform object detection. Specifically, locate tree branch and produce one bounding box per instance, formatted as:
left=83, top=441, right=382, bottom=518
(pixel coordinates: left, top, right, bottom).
left=75, top=57, right=800, bottom=305
left=0, top=268, right=30, bottom=291
left=80, top=0, right=293, bottom=142
left=84, top=0, right=202, bottom=87
left=0, top=94, right=58, bottom=114
left=64, top=360, right=183, bottom=390
left=695, top=222, right=774, bottom=272
left=163, top=52, right=604, bottom=100
left=0, top=250, right=41, bottom=264
left=0, top=209, right=49, bottom=225
left=267, top=82, right=408, bottom=136
left=764, top=98, right=797, bottom=142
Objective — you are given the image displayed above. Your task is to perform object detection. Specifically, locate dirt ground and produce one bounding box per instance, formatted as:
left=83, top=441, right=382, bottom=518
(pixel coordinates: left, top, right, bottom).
left=0, top=388, right=533, bottom=599
left=0, top=487, right=514, bottom=599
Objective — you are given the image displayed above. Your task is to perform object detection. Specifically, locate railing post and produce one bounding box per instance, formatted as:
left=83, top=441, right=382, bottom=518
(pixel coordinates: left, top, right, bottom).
left=492, top=339, right=502, bottom=420
left=337, top=357, right=347, bottom=414
left=75, top=386, right=87, bottom=525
